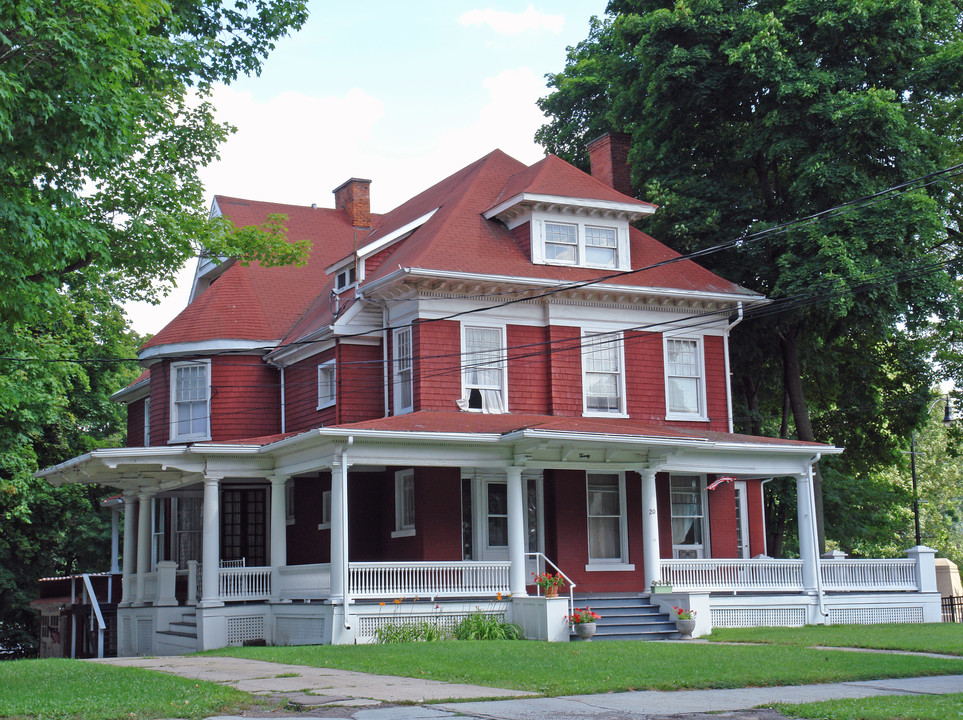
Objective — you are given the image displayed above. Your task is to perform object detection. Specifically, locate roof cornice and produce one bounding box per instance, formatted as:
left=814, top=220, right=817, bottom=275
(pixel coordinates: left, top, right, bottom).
left=139, top=339, right=278, bottom=362
left=484, top=192, right=656, bottom=224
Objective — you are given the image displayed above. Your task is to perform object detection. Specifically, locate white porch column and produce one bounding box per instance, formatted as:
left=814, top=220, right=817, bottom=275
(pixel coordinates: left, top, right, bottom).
left=135, top=490, right=154, bottom=605
left=640, top=468, right=661, bottom=591
left=120, top=492, right=137, bottom=607
left=269, top=475, right=289, bottom=603
left=506, top=466, right=527, bottom=596
left=330, top=460, right=348, bottom=602
left=796, top=472, right=819, bottom=593
left=200, top=476, right=224, bottom=607
left=110, top=506, right=120, bottom=574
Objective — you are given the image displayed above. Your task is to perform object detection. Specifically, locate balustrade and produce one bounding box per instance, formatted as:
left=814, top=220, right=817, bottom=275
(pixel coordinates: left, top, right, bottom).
left=349, top=561, right=511, bottom=598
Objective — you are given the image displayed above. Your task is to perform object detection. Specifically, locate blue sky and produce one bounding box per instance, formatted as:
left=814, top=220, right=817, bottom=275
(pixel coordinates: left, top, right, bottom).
left=127, top=1, right=607, bottom=334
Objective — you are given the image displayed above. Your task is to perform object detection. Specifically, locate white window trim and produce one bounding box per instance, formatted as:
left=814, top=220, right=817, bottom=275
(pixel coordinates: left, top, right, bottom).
left=169, top=359, right=211, bottom=443
left=531, top=214, right=631, bottom=271
left=581, top=330, right=628, bottom=418
left=317, top=359, right=336, bottom=410
left=317, top=490, right=332, bottom=530
left=585, top=472, right=634, bottom=571
left=670, top=474, right=710, bottom=559
left=151, top=497, right=165, bottom=570
left=459, top=323, right=508, bottom=413
left=392, top=469, right=416, bottom=538
left=663, top=335, right=709, bottom=422
left=143, top=396, right=151, bottom=447
left=392, top=327, right=413, bottom=415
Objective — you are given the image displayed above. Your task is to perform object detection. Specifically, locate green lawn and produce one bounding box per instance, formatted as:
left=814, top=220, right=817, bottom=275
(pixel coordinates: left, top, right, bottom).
left=206, top=637, right=963, bottom=695
left=708, top=623, right=963, bottom=656
left=780, top=692, right=963, bottom=720
left=0, top=658, right=255, bottom=720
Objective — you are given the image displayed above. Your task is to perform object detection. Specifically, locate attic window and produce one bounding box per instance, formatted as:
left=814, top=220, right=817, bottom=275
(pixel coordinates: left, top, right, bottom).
left=335, top=266, right=357, bottom=292
left=533, top=214, right=630, bottom=271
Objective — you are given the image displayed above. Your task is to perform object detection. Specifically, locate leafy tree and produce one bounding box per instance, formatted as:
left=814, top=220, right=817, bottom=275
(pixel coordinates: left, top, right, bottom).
left=537, top=0, right=963, bottom=553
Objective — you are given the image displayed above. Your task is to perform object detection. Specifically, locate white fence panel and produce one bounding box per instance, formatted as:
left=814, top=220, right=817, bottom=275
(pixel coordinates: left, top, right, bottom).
left=279, top=563, right=332, bottom=600
left=820, top=559, right=918, bottom=591
left=218, top=566, right=272, bottom=601
left=661, top=559, right=804, bottom=592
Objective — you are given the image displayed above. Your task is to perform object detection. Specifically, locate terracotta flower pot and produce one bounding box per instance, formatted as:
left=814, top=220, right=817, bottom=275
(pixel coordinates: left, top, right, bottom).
left=545, top=585, right=558, bottom=599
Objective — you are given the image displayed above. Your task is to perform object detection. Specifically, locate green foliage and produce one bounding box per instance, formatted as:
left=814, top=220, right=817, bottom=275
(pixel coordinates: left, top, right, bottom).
left=374, top=620, right=452, bottom=644
left=0, top=658, right=253, bottom=720
left=782, top=692, right=963, bottom=720
left=452, top=612, right=522, bottom=641
left=708, top=623, right=963, bottom=656
left=538, top=0, right=963, bottom=553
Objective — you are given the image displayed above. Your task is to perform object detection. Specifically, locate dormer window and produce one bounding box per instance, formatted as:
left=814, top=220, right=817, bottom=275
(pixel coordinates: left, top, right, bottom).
left=533, top=214, right=630, bottom=270
left=335, top=266, right=357, bottom=292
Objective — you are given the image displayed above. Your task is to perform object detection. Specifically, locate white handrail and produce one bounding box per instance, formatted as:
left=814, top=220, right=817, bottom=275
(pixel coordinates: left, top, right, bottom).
left=348, top=561, right=510, bottom=598
left=525, top=552, right=576, bottom=618
left=81, top=574, right=106, bottom=659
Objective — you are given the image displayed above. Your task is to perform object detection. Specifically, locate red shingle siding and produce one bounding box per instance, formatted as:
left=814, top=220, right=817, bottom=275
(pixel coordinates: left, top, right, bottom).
left=337, top=342, right=384, bottom=423
left=283, top=350, right=336, bottom=434
left=657, top=473, right=673, bottom=558
left=127, top=398, right=146, bottom=447
left=364, top=244, right=397, bottom=275
left=748, top=479, right=767, bottom=557
left=511, top=222, right=531, bottom=258
left=417, top=467, right=461, bottom=561
left=708, top=478, right=738, bottom=557
left=209, top=356, right=280, bottom=441
left=548, top=325, right=582, bottom=416
left=704, top=335, right=729, bottom=432
left=287, top=474, right=329, bottom=565
left=507, top=324, right=550, bottom=414
left=414, top=320, right=460, bottom=411
left=624, top=330, right=665, bottom=421
left=149, top=361, right=172, bottom=445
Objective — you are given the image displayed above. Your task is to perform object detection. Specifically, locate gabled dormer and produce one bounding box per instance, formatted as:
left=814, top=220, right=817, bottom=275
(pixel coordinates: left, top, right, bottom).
left=482, top=153, right=655, bottom=272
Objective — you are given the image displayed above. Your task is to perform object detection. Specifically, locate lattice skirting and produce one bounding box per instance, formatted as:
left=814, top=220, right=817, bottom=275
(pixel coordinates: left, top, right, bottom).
left=355, top=611, right=504, bottom=639
left=136, top=617, right=154, bottom=655
left=828, top=606, right=924, bottom=625
left=276, top=616, right=325, bottom=646
left=711, top=607, right=807, bottom=628
left=227, top=616, right=265, bottom=645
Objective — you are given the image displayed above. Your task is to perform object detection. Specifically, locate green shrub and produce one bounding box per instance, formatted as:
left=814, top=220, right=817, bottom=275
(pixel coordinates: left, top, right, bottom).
left=375, top=620, right=452, bottom=643
left=453, top=611, right=522, bottom=640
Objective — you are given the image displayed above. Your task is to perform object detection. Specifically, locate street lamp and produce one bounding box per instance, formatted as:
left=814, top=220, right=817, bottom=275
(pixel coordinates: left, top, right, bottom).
left=909, top=395, right=956, bottom=546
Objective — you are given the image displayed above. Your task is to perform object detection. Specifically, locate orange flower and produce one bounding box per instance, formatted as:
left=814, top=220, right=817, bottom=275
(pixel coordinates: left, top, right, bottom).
left=496, top=592, right=502, bottom=600
left=378, top=602, right=385, bottom=606
left=393, top=598, right=402, bottom=604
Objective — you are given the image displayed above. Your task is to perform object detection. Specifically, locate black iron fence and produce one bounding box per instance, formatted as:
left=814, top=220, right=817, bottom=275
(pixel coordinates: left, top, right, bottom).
left=942, top=596, right=963, bottom=622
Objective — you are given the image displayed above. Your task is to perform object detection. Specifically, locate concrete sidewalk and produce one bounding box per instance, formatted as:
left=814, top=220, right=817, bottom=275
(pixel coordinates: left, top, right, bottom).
left=93, top=655, right=963, bottom=719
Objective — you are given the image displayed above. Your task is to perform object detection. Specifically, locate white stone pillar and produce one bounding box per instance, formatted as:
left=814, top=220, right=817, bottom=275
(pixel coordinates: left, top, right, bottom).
left=796, top=473, right=819, bottom=593
left=134, top=490, right=154, bottom=606
left=507, top=466, right=528, bottom=596
left=269, top=475, right=289, bottom=603
left=641, top=469, right=661, bottom=591
left=120, top=492, right=137, bottom=607
left=110, top=507, right=120, bottom=574
left=200, top=476, right=224, bottom=607
left=330, top=462, right=347, bottom=602
left=906, top=545, right=938, bottom=593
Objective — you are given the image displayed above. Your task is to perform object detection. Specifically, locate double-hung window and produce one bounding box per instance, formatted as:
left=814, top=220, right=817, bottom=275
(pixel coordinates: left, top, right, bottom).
left=665, top=337, right=705, bottom=419
left=670, top=475, right=707, bottom=558
left=143, top=396, right=151, bottom=446
left=317, top=360, right=336, bottom=410
left=582, top=331, right=625, bottom=415
left=170, top=360, right=210, bottom=442
left=393, top=469, right=415, bottom=537
left=393, top=327, right=413, bottom=414
left=586, top=473, right=631, bottom=569
left=539, top=219, right=626, bottom=270
left=460, top=325, right=506, bottom=413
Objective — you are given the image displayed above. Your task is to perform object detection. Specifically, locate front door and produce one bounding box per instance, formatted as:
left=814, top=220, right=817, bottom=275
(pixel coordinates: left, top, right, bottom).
left=221, top=488, right=267, bottom=566
left=462, top=472, right=543, bottom=575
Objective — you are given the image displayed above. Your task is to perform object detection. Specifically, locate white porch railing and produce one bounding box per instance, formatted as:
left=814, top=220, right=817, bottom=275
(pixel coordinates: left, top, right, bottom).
left=279, top=563, right=332, bottom=600
left=661, top=559, right=804, bottom=591
left=218, top=566, right=272, bottom=601
left=349, top=561, right=511, bottom=599
left=820, top=559, right=918, bottom=591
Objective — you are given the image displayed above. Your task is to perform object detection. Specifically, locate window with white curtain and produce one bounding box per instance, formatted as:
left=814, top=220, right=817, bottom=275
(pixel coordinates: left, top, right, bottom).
left=586, top=473, right=628, bottom=565
left=670, top=475, right=706, bottom=558
left=582, top=331, right=625, bottom=415
left=459, top=325, right=506, bottom=413
left=170, top=360, right=210, bottom=441
left=665, top=337, right=705, bottom=418
left=393, top=327, right=413, bottom=414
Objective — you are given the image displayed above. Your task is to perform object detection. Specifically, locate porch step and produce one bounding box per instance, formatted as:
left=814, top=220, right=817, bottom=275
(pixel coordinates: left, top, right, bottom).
left=571, top=594, right=679, bottom=642
left=158, top=612, right=198, bottom=640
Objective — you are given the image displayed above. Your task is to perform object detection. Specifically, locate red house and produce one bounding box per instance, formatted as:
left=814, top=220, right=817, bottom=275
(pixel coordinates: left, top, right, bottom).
left=40, top=135, right=940, bottom=654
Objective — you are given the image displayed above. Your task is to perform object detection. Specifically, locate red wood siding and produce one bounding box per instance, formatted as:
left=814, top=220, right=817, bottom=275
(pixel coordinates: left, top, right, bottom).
left=148, top=360, right=171, bottom=445
left=747, top=479, right=767, bottom=557
left=548, top=325, right=582, bottom=416
left=657, top=473, right=674, bottom=558
left=283, top=350, right=336, bottom=434
left=210, top=355, right=280, bottom=441
left=511, top=222, right=531, bottom=258
left=704, top=335, right=729, bottom=432
left=417, top=467, right=462, bottom=561
left=707, top=477, right=738, bottom=558
left=507, top=324, right=550, bottom=414
left=365, top=244, right=398, bottom=275
left=624, top=330, right=665, bottom=422
left=126, top=398, right=147, bottom=447
left=337, top=342, right=384, bottom=423
left=287, top=474, right=329, bottom=565
left=414, top=320, right=460, bottom=411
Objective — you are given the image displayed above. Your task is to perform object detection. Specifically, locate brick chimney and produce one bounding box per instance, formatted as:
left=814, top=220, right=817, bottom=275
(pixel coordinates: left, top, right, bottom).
left=587, top=132, right=633, bottom=197
left=333, top=178, right=372, bottom=228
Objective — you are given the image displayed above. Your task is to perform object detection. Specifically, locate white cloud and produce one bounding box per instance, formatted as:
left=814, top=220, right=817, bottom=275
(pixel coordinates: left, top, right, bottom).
left=459, top=5, right=565, bottom=35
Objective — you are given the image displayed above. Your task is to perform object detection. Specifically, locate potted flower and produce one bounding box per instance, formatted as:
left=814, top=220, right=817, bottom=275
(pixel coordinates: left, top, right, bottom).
left=650, top=579, right=673, bottom=594
left=567, top=607, right=601, bottom=641
left=672, top=606, right=696, bottom=639
left=532, top=571, right=565, bottom=598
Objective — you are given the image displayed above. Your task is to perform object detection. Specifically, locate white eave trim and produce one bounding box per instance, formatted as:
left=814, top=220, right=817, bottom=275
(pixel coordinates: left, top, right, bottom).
left=139, top=338, right=279, bottom=362
left=109, top=377, right=150, bottom=403
left=363, top=267, right=766, bottom=306
left=484, top=193, right=656, bottom=222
